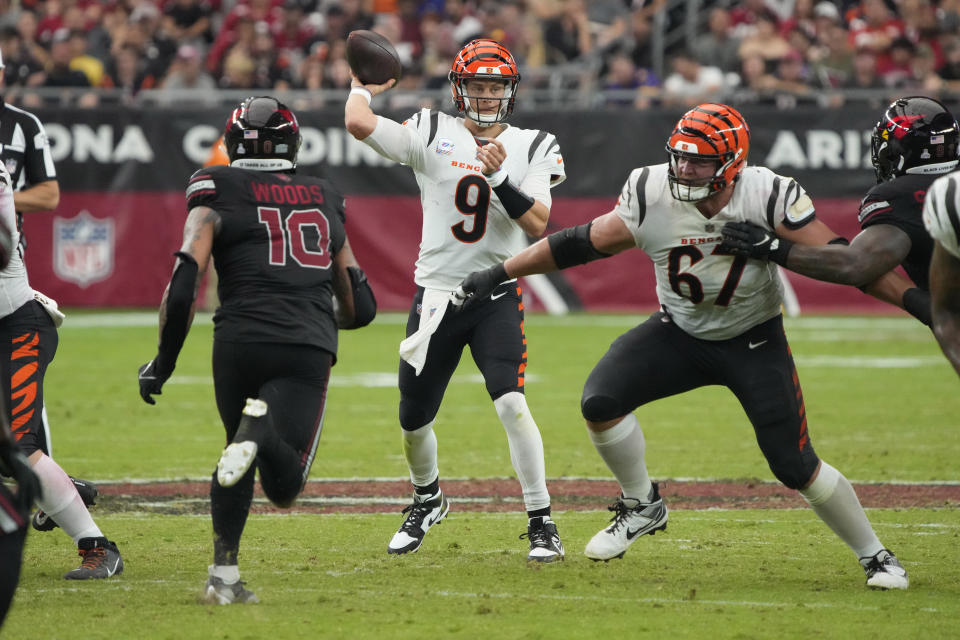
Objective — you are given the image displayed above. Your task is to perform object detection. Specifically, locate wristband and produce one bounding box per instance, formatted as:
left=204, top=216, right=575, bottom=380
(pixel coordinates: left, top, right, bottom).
left=768, top=237, right=794, bottom=266
left=349, top=86, right=372, bottom=105
left=492, top=178, right=535, bottom=220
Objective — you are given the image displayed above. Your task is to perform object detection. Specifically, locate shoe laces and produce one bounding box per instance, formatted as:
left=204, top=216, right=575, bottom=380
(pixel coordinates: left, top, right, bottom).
left=604, top=499, right=637, bottom=534
left=398, top=500, right=434, bottom=535
left=520, top=521, right=554, bottom=548
left=77, top=546, right=106, bottom=569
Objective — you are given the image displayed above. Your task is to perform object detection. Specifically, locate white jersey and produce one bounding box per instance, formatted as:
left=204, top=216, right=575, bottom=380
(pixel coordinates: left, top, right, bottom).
left=614, top=164, right=816, bottom=340
left=363, top=109, right=566, bottom=289
left=0, top=165, right=34, bottom=320
left=922, top=170, right=960, bottom=259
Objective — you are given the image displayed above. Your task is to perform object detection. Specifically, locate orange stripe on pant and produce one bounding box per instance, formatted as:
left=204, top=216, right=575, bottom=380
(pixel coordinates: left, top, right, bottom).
left=10, top=331, right=40, bottom=440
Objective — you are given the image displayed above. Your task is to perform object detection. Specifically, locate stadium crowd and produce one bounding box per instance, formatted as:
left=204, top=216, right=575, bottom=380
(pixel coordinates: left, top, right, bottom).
left=1, top=0, right=960, bottom=109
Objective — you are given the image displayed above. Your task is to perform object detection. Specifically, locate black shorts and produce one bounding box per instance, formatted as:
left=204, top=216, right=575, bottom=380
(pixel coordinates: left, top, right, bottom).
left=0, top=301, right=57, bottom=456
left=582, top=312, right=819, bottom=489
left=212, top=340, right=332, bottom=460
left=398, top=283, right=527, bottom=430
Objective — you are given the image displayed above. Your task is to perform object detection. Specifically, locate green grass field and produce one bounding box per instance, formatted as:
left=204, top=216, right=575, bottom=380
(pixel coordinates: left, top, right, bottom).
left=3, top=311, right=959, bottom=639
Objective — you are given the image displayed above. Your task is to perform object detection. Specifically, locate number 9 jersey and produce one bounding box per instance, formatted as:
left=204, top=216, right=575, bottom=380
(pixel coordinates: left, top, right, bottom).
left=361, top=108, right=565, bottom=290
left=614, top=164, right=816, bottom=340
left=185, top=164, right=347, bottom=354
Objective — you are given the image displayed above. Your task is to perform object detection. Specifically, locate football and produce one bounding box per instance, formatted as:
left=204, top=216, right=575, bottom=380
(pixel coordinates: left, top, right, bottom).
left=346, top=30, right=402, bottom=85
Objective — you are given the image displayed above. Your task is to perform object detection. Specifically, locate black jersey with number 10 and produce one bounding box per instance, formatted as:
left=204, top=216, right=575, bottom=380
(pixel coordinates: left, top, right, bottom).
left=185, top=165, right=347, bottom=355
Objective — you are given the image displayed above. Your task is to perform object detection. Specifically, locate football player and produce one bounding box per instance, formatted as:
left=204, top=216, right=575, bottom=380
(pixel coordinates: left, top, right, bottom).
left=0, top=166, right=40, bottom=626
left=922, top=170, right=960, bottom=375
left=0, top=163, right=122, bottom=581
left=345, top=39, right=566, bottom=562
left=137, top=96, right=376, bottom=604
left=719, top=96, right=960, bottom=325
left=454, top=104, right=908, bottom=589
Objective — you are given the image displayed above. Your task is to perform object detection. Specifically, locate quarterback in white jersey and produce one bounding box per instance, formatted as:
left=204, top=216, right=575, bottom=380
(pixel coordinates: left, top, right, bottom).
left=456, top=103, right=908, bottom=589
left=345, top=39, right=565, bottom=562
left=922, top=170, right=960, bottom=375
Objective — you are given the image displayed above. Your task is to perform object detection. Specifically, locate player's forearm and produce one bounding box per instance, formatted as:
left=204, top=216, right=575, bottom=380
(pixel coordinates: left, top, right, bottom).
left=344, top=89, right=378, bottom=140
left=503, top=236, right=559, bottom=278
left=13, top=180, right=59, bottom=213
left=513, top=200, right=549, bottom=237
left=783, top=244, right=877, bottom=286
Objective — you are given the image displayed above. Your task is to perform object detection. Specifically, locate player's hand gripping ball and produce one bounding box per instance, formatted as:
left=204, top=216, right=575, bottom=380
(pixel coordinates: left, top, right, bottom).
left=346, top=30, right=402, bottom=85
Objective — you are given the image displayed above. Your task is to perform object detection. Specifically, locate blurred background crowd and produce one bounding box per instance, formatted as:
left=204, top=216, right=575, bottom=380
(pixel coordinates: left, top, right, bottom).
left=1, top=0, right=959, bottom=110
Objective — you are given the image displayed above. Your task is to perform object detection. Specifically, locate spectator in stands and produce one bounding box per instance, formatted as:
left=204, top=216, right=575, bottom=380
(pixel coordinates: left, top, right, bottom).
left=844, top=48, right=885, bottom=91
left=273, top=0, right=316, bottom=70
left=738, top=9, right=792, bottom=67
left=158, top=43, right=217, bottom=97
left=0, top=26, right=44, bottom=88
left=543, top=0, right=592, bottom=64
left=249, top=20, right=293, bottom=90
left=779, top=0, right=817, bottom=41
left=16, top=10, right=51, bottom=72
left=897, top=42, right=944, bottom=93
left=440, top=0, right=483, bottom=47
left=770, top=48, right=814, bottom=108
left=808, top=8, right=853, bottom=88
left=602, top=51, right=659, bottom=109
left=67, top=29, right=104, bottom=87
left=219, top=48, right=256, bottom=89
left=738, top=52, right=779, bottom=104
left=692, top=7, right=742, bottom=75
left=102, top=42, right=157, bottom=99
left=622, top=9, right=656, bottom=73
left=729, top=0, right=771, bottom=38
left=662, top=50, right=725, bottom=108
left=848, top=0, right=906, bottom=74
left=939, top=39, right=960, bottom=88
left=882, top=37, right=917, bottom=87
left=43, top=28, right=90, bottom=88
left=162, top=0, right=214, bottom=48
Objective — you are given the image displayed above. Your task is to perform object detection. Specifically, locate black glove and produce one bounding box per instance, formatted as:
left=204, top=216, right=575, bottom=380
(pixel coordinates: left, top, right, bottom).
left=138, top=356, right=174, bottom=405
left=0, top=440, right=41, bottom=516
left=451, top=263, right=508, bottom=311
left=719, top=221, right=793, bottom=265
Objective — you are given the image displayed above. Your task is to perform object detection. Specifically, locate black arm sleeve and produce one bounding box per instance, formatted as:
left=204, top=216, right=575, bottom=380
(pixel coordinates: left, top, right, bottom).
left=547, top=222, right=611, bottom=270
left=342, top=266, right=377, bottom=329
left=902, top=287, right=932, bottom=327
left=157, top=252, right=198, bottom=369
left=493, top=179, right=535, bottom=219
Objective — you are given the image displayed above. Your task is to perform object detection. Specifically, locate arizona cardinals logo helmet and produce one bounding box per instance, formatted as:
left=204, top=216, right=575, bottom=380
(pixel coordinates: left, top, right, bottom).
left=870, top=96, right=959, bottom=183
left=665, top=104, right=750, bottom=202
left=448, top=39, right=520, bottom=127
left=224, top=96, right=302, bottom=171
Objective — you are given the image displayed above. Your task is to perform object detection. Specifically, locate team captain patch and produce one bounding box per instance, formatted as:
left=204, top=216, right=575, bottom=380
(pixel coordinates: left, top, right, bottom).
left=186, top=179, right=216, bottom=198
left=858, top=200, right=890, bottom=223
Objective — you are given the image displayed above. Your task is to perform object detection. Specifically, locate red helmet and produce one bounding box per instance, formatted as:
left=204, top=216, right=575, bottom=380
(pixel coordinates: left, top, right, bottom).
left=448, top=39, right=520, bottom=127
left=665, top=103, right=750, bottom=202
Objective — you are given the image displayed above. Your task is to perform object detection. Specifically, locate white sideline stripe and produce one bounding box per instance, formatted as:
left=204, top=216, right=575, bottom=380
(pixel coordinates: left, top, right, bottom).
left=433, top=590, right=889, bottom=612
left=60, top=311, right=924, bottom=330
left=78, top=475, right=960, bottom=486
left=167, top=372, right=541, bottom=387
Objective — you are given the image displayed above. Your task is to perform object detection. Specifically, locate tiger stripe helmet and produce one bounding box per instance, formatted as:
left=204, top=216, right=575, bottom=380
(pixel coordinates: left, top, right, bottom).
left=448, top=39, right=520, bottom=127
left=665, top=103, right=750, bottom=202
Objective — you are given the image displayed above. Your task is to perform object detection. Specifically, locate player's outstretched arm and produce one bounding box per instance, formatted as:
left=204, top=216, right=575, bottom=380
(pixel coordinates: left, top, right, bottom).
left=138, top=205, right=218, bottom=404
left=930, top=242, right=960, bottom=375
left=344, top=73, right=396, bottom=141
left=454, top=211, right=632, bottom=307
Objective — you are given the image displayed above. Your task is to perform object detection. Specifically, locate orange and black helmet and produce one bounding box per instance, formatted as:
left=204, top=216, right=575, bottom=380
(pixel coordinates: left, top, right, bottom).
left=448, top=39, right=520, bottom=126
left=665, top=103, right=750, bottom=201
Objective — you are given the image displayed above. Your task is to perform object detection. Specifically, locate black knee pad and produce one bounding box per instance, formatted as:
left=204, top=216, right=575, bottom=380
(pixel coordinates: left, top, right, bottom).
left=581, top=393, right=624, bottom=423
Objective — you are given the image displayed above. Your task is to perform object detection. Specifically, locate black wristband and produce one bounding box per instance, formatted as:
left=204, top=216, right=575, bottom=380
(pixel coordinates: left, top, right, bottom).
left=769, top=237, right=794, bottom=266
left=902, top=287, right=932, bottom=327
left=493, top=178, right=535, bottom=219
left=488, top=262, right=508, bottom=284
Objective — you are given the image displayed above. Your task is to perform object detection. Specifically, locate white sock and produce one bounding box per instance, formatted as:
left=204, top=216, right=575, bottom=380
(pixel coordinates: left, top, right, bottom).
left=494, top=392, right=549, bottom=512
left=799, top=461, right=884, bottom=559
left=210, top=564, right=240, bottom=584
left=402, top=420, right=439, bottom=488
left=588, top=414, right=652, bottom=501
left=32, top=454, right=102, bottom=544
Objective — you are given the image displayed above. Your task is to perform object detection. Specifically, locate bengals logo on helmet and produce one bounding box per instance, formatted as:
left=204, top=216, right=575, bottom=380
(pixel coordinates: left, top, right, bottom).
left=448, top=39, right=520, bottom=126
left=665, top=103, right=750, bottom=202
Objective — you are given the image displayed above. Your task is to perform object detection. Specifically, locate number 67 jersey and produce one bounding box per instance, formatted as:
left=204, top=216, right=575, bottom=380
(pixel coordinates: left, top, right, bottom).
left=614, top=164, right=816, bottom=340
left=362, top=108, right=566, bottom=290
left=185, top=164, right=347, bottom=353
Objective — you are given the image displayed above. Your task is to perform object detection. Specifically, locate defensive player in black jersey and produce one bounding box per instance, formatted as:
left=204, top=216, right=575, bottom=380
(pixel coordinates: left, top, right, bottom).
left=720, top=96, right=960, bottom=324
left=137, top=96, right=376, bottom=605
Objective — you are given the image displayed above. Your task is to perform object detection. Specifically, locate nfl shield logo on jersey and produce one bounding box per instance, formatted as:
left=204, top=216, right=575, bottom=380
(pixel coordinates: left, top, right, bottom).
left=53, top=211, right=115, bottom=288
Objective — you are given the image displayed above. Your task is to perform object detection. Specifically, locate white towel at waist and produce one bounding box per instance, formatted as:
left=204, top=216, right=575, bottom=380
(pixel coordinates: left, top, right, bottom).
left=399, top=288, right=454, bottom=376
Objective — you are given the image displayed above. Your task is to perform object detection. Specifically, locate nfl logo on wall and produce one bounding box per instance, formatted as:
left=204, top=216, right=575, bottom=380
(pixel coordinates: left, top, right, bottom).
left=53, top=211, right=115, bottom=288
